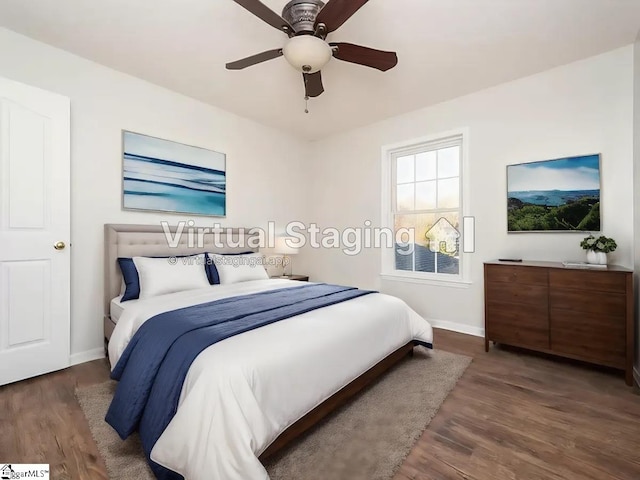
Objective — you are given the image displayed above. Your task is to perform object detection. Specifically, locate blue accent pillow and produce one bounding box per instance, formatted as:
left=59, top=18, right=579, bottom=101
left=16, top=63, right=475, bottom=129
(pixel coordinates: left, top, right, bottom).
left=118, top=257, right=140, bottom=302
left=118, top=254, right=213, bottom=301
left=205, top=252, right=255, bottom=285
left=204, top=253, right=217, bottom=285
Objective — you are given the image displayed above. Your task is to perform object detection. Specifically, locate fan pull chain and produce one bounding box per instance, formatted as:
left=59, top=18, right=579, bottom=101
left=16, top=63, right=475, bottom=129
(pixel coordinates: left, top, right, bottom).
left=304, top=96, right=310, bottom=114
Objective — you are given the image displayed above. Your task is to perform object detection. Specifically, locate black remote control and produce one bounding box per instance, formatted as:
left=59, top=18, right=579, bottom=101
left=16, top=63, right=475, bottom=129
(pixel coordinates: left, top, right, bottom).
left=498, top=258, right=522, bottom=262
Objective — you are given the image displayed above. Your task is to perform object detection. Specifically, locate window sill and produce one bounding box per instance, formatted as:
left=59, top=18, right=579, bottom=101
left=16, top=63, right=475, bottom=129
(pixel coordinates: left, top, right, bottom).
left=380, top=273, right=472, bottom=288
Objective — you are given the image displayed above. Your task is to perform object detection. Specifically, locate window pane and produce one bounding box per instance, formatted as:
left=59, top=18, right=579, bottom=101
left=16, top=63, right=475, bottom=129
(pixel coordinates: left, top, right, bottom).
left=394, top=214, right=415, bottom=271
left=437, top=178, right=459, bottom=208
left=419, top=212, right=460, bottom=275
left=396, top=155, right=414, bottom=184
left=416, top=151, right=436, bottom=181
left=390, top=137, right=463, bottom=277
left=396, top=184, right=414, bottom=211
left=414, top=213, right=437, bottom=273
left=438, top=146, right=460, bottom=178
left=415, top=181, right=436, bottom=210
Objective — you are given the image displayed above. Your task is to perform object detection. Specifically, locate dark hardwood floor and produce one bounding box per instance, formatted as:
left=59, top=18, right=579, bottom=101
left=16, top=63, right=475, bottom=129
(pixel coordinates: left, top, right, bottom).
left=1, top=328, right=639, bottom=479
left=395, top=330, right=640, bottom=480
left=0, top=359, right=110, bottom=479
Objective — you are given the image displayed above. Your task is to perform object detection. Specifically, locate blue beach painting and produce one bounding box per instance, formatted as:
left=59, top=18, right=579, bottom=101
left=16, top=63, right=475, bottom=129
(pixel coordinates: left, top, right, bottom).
left=507, top=154, right=600, bottom=232
left=123, top=131, right=226, bottom=216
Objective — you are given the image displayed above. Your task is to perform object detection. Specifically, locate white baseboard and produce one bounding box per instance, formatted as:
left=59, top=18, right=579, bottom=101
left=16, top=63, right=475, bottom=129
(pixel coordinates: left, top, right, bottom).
left=634, top=367, right=640, bottom=389
left=70, top=347, right=105, bottom=366
left=429, top=318, right=484, bottom=338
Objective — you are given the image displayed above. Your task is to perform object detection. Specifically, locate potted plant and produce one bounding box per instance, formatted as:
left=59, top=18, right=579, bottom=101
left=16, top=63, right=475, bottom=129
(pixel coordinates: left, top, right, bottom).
left=580, top=234, right=617, bottom=264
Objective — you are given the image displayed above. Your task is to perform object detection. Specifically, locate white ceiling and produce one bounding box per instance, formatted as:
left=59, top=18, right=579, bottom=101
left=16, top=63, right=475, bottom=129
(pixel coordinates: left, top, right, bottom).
left=1, top=0, right=640, bottom=140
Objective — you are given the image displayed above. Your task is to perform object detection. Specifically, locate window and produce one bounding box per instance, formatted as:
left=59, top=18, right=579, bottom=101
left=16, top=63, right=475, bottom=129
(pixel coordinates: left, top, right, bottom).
left=382, top=132, right=468, bottom=284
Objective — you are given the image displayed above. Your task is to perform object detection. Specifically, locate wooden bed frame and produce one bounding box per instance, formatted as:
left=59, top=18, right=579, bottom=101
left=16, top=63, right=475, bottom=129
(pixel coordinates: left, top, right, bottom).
left=103, top=223, right=419, bottom=463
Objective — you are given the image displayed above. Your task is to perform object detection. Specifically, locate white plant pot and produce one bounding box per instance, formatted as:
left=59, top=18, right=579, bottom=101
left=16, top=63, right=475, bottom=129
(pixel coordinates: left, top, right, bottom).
left=586, top=250, right=607, bottom=265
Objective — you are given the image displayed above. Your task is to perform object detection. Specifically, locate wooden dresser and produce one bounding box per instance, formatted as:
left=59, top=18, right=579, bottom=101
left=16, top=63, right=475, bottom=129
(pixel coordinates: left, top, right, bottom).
left=484, top=260, right=634, bottom=385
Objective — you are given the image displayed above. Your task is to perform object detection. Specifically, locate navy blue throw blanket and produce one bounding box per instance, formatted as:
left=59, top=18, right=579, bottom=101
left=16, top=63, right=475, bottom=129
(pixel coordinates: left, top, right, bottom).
left=105, top=283, right=375, bottom=480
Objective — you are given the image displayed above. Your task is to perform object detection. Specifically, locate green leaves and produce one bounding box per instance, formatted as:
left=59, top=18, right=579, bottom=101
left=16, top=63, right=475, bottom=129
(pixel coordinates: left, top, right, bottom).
left=507, top=198, right=600, bottom=232
left=580, top=234, right=617, bottom=253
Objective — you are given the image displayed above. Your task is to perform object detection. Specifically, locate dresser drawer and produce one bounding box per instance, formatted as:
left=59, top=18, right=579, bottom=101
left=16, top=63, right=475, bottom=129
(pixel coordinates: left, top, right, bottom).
left=485, top=265, right=548, bottom=285
left=550, top=309, right=625, bottom=368
left=486, top=302, right=549, bottom=350
left=549, top=270, right=627, bottom=293
left=549, top=288, right=626, bottom=316
left=486, top=282, right=548, bottom=307
left=483, top=261, right=633, bottom=385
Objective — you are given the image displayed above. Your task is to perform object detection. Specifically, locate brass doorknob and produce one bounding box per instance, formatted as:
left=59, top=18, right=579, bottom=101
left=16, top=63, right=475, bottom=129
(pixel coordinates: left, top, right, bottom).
left=54, top=241, right=66, bottom=250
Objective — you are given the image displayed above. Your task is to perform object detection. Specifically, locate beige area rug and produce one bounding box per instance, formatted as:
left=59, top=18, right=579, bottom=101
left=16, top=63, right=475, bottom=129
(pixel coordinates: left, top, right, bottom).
left=76, top=349, right=471, bottom=480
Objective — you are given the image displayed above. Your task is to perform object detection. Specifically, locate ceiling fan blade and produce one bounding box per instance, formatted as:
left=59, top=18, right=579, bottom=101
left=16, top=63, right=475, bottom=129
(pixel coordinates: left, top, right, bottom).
left=330, top=42, right=398, bottom=72
left=315, top=0, right=370, bottom=33
left=232, top=0, right=293, bottom=34
left=226, top=48, right=283, bottom=70
left=304, top=71, right=324, bottom=98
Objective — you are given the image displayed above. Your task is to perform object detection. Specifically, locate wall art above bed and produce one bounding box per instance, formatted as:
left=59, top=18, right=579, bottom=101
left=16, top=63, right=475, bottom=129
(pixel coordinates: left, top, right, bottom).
left=507, top=153, right=601, bottom=232
left=122, top=131, right=226, bottom=216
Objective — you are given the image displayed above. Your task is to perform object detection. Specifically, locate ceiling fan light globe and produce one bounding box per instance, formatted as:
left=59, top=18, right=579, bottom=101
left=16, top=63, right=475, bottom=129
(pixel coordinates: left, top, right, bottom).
left=283, top=35, right=332, bottom=74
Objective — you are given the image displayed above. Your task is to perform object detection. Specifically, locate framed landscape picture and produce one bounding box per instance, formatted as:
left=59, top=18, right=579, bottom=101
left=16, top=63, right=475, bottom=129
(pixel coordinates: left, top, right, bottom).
left=507, top=154, right=600, bottom=232
left=122, top=131, right=226, bottom=216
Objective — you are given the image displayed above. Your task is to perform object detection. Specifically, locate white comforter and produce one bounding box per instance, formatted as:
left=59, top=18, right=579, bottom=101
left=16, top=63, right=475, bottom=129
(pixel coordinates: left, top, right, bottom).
left=109, top=279, right=433, bottom=480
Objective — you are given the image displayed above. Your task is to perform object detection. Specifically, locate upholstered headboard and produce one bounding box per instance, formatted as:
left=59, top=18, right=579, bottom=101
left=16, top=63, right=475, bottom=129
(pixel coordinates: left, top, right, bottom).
left=104, top=224, right=260, bottom=315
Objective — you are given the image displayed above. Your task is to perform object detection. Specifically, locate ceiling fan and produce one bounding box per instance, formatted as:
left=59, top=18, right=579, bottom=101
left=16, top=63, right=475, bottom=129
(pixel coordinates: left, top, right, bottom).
left=226, top=0, right=398, bottom=102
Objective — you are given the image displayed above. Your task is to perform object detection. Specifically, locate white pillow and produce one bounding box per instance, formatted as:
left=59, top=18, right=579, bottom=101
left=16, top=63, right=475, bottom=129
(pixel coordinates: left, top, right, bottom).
left=133, top=254, right=210, bottom=299
left=211, top=253, right=269, bottom=284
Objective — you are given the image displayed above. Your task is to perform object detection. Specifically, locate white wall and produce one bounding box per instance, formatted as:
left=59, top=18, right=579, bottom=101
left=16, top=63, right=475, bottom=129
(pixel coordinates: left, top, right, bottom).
left=301, top=46, right=634, bottom=335
left=0, top=27, right=634, bottom=361
left=634, top=34, right=640, bottom=382
left=0, top=28, right=311, bottom=361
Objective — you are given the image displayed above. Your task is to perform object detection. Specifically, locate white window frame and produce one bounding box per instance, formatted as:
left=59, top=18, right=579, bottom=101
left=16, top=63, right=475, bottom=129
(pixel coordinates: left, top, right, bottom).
left=380, top=128, right=471, bottom=287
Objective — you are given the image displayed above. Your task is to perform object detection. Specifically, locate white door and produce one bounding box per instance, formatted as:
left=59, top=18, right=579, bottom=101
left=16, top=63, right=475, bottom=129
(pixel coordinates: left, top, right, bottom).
left=0, top=76, right=70, bottom=385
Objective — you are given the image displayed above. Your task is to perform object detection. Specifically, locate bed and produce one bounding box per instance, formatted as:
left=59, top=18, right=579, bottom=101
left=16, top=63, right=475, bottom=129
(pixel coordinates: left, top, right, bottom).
left=103, top=223, right=434, bottom=480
